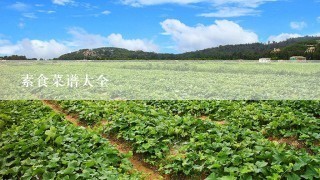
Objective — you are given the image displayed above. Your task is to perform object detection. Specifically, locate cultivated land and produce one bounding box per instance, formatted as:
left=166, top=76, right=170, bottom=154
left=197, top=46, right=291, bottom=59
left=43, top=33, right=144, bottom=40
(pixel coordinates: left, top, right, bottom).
left=0, top=61, right=320, bottom=179
left=1, top=100, right=320, bottom=179
left=1, top=61, right=320, bottom=100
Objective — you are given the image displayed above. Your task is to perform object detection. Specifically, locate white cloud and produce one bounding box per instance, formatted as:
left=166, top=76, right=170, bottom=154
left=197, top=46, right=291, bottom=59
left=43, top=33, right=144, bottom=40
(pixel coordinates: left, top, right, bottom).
left=121, top=0, right=276, bottom=7
left=38, top=10, right=56, bottom=14
left=67, top=28, right=158, bottom=52
left=8, top=2, right=29, bottom=11
left=290, top=21, right=307, bottom=30
left=23, top=13, right=37, bottom=19
left=35, top=4, right=44, bottom=7
left=199, top=7, right=259, bottom=18
left=160, top=19, right=258, bottom=52
left=0, top=27, right=159, bottom=58
left=107, top=34, right=159, bottom=52
left=0, top=44, right=20, bottom=55
left=102, top=10, right=111, bottom=15
left=18, top=39, right=70, bottom=59
left=0, top=39, right=11, bottom=46
left=121, top=0, right=201, bottom=7
left=0, top=39, right=70, bottom=59
left=267, top=33, right=302, bottom=42
left=317, top=17, right=320, bottom=23
left=211, top=0, right=276, bottom=8
left=71, top=14, right=101, bottom=18
left=267, top=33, right=320, bottom=43
left=67, top=28, right=109, bottom=49
left=121, top=0, right=276, bottom=17
left=52, top=0, right=73, bottom=6
left=52, top=0, right=95, bottom=9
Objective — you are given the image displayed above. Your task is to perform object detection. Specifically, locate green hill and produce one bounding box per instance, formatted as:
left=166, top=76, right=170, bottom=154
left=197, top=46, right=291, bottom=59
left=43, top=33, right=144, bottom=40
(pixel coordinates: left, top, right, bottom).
left=56, top=36, right=320, bottom=60
left=56, top=47, right=177, bottom=60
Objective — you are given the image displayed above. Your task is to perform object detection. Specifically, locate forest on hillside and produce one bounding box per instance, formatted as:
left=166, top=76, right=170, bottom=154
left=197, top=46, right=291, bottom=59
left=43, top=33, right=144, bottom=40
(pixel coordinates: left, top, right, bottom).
left=1, top=36, right=320, bottom=60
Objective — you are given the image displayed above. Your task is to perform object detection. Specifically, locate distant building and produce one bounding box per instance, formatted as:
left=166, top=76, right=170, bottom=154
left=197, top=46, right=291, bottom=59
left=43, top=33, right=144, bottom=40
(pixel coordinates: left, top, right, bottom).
left=290, top=56, right=307, bottom=62
left=305, top=46, right=316, bottom=53
left=271, top=48, right=281, bottom=53
left=259, top=58, right=271, bottom=63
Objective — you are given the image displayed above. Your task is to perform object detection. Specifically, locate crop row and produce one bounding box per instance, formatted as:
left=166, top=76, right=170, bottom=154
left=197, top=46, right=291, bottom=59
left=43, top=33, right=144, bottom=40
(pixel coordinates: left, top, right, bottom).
left=56, top=100, right=320, bottom=179
left=146, top=100, right=320, bottom=153
left=0, top=101, right=141, bottom=179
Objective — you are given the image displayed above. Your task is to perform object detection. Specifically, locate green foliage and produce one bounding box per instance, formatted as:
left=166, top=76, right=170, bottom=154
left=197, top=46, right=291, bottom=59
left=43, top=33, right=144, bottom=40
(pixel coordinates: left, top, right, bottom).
left=2, top=99, right=320, bottom=179
left=58, top=100, right=105, bottom=125
left=0, top=55, right=28, bottom=60
left=56, top=47, right=176, bottom=60
left=57, top=100, right=320, bottom=179
left=0, top=101, right=140, bottom=179
left=56, top=36, right=320, bottom=60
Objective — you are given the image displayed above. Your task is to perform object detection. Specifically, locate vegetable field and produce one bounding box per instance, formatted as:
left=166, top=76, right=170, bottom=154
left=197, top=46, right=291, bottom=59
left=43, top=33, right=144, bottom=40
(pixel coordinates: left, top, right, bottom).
left=1, top=100, right=320, bottom=179
left=1, top=61, right=320, bottom=100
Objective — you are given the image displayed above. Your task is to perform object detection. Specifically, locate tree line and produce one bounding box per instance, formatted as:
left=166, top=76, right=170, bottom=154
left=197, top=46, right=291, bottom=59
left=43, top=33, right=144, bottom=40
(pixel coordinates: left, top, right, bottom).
left=2, top=36, right=320, bottom=60
left=56, top=36, right=320, bottom=60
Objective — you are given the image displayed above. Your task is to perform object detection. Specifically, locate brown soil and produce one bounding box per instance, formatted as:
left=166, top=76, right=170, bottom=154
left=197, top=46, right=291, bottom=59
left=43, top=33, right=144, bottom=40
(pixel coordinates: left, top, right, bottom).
left=100, top=120, right=109, bottom=126
left=199, top=116, right=208, bottom=120
left=42, top=100, right=165, bottom=180
left=268, top=136, right=306, bottom=149
left=42, top=100, right=85, bottom=127
left=168, top=145, right=186, bottom=159
left=198, top=116, right=226, bottom=125
left=215, top=121, right=226, bottom=125
left=169, top=147, right=179, bottom=156
left=105, top=135, right=166, bottom=180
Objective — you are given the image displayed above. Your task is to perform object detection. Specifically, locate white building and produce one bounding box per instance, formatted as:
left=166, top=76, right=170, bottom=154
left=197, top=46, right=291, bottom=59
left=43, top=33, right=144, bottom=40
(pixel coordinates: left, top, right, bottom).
left=259, top=58, right=271, bottom=63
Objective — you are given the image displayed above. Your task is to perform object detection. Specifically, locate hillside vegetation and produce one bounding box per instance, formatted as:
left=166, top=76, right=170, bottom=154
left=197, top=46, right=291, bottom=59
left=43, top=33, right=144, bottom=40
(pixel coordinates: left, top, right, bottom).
left=56, top=36, right=320, bottom=60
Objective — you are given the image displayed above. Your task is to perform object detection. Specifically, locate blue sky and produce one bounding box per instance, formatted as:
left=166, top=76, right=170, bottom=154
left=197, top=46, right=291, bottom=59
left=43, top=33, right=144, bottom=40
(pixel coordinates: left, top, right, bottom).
left=0, top=0, right=319, bottom=59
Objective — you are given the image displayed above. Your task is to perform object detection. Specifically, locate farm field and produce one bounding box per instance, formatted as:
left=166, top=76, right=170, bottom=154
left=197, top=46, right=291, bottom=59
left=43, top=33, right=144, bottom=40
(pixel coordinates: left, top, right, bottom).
left=1, top=60, right=320, bottom=180
left=1, top=0, right=320, bottom=179
left=0, top=101, right=142, bottom=179
left=1, top=61, right=320, bottom=100
left=1, top=100, right=320, bottom=179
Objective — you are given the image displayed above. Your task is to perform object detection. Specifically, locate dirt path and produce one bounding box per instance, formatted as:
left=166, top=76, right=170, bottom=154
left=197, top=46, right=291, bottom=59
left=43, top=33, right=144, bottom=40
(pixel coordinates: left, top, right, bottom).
left=42, top=100, right=165, bottom=180
left=199, top=115, right=227, bottom=125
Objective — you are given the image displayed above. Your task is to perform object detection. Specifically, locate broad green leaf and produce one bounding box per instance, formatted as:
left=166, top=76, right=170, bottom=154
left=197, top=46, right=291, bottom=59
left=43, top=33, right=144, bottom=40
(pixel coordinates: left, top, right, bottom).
left=85, top=160, right=96, bottom=168
left=205, top=172, right=216, bottom=180
left=301, top=166, right=319, bottom=179
left=256, top=161, right=268, bottom=168
left=285, top=173, right=300, bottom=180
left=55, top=136, right=64, bottom=145
left=219, top=176, right=236, bottom=180
left=43, top=172, right=56, bottom=179
left=45, top=126, right=57, bottom=141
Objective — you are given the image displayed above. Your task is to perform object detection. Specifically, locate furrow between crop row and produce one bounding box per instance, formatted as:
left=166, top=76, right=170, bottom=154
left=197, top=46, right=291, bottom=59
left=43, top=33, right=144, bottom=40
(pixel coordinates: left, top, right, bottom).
left=42, top=100, right=165, bottom=180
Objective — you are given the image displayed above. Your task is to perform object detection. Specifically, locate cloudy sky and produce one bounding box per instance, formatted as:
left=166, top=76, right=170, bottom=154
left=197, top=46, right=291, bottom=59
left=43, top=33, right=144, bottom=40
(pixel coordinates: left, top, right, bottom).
left=0, top=0, right=319, bottom=58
